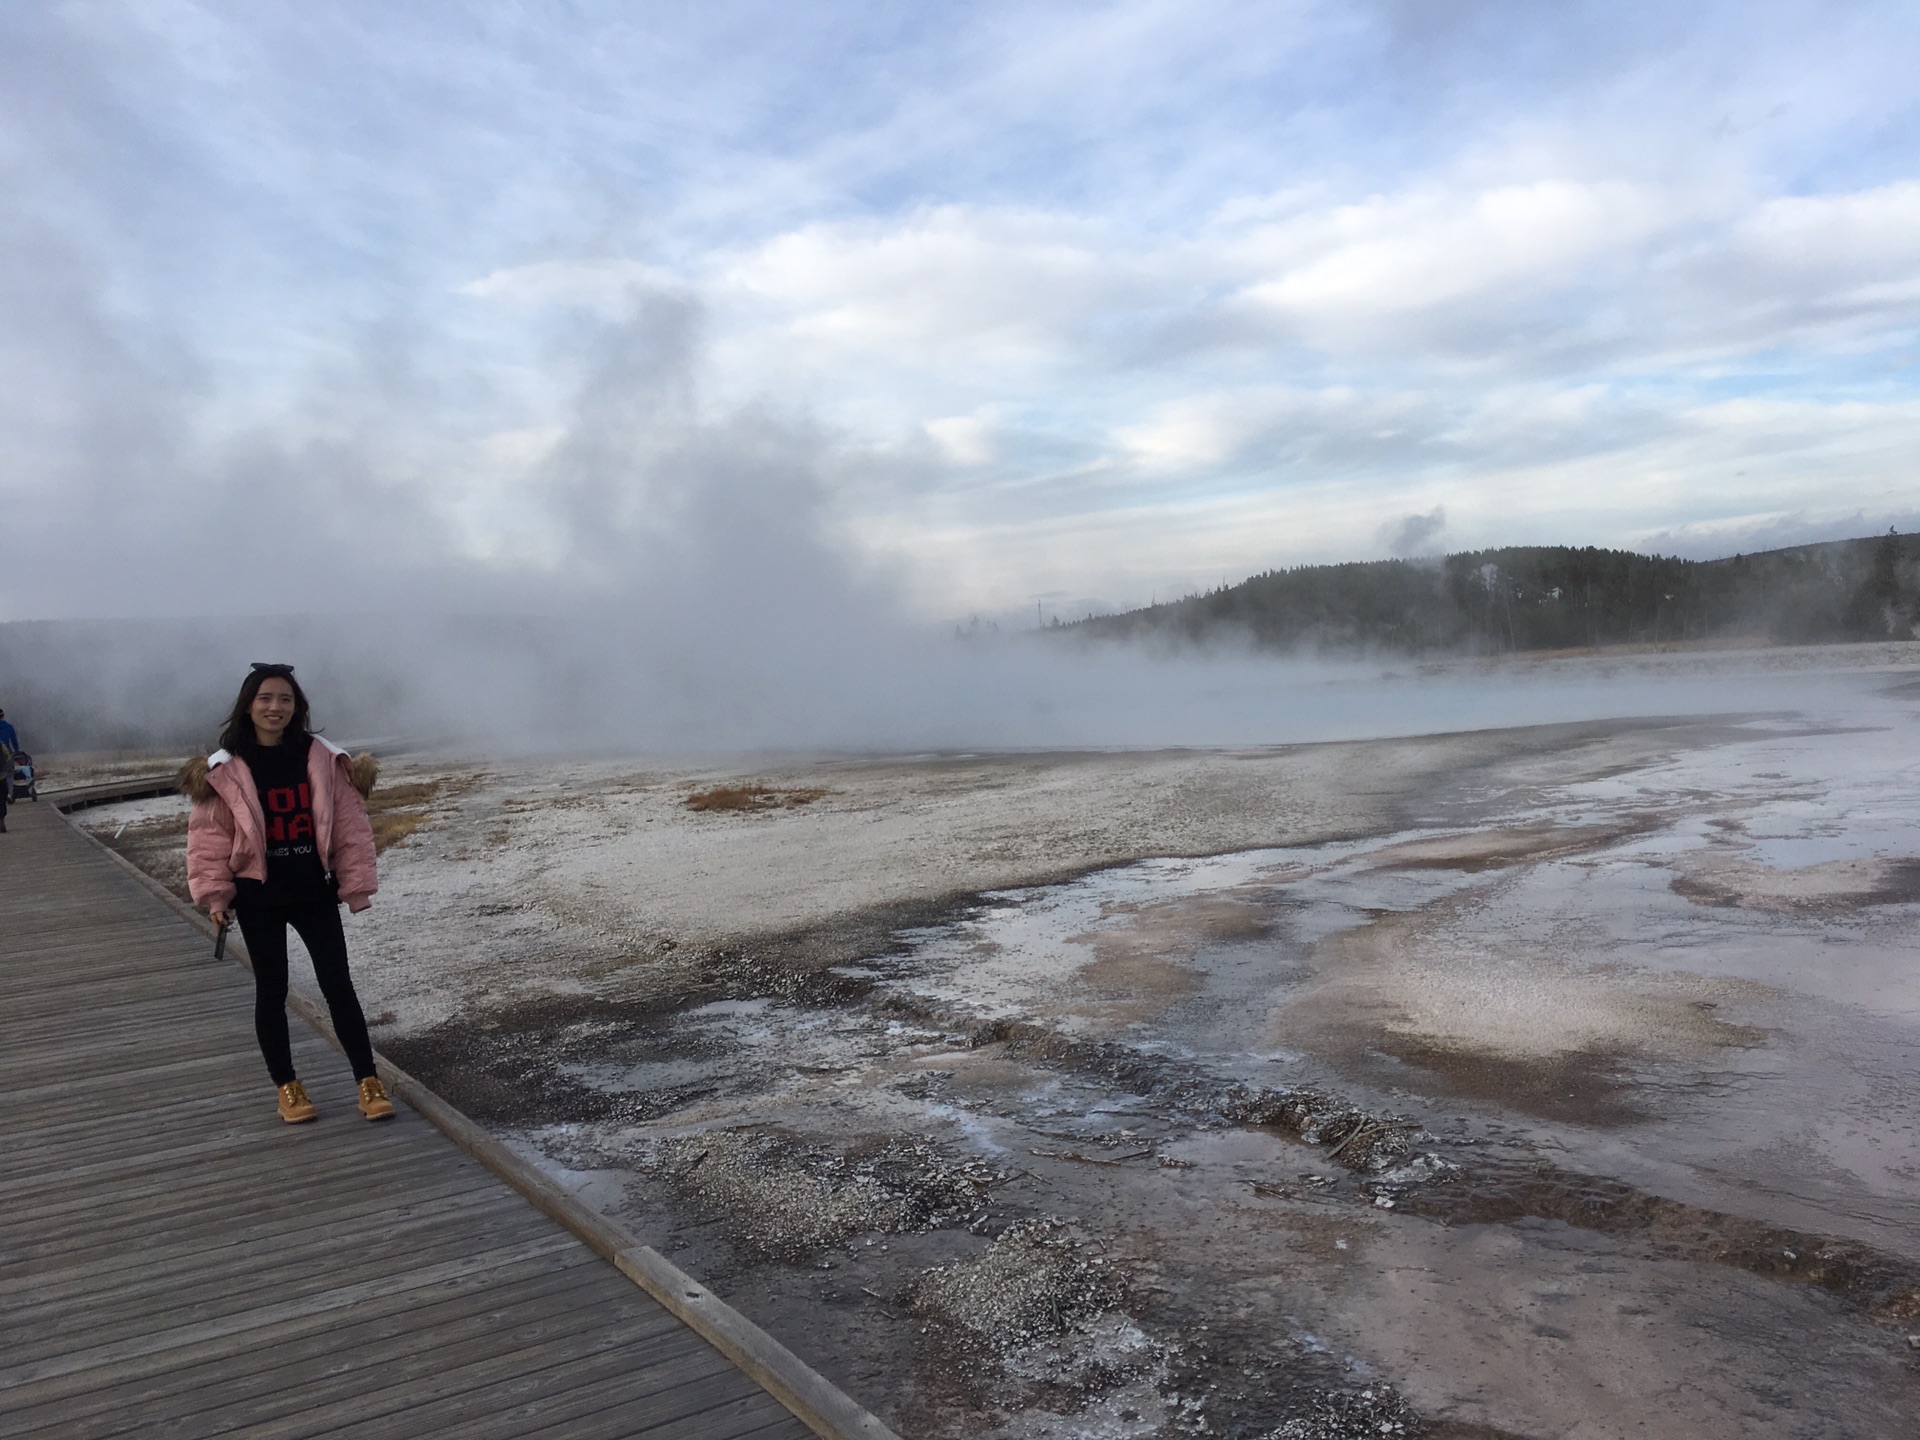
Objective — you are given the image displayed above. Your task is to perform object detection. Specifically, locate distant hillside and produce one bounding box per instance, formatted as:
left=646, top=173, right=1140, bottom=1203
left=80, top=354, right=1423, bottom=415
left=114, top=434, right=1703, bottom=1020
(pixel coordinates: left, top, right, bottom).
left=1066, top=533, right=1920, bottom=655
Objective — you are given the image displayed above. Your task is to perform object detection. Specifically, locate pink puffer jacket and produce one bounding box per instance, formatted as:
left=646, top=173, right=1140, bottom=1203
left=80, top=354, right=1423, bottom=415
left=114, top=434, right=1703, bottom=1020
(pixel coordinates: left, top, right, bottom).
left=182, top=738, right=380, bottom=914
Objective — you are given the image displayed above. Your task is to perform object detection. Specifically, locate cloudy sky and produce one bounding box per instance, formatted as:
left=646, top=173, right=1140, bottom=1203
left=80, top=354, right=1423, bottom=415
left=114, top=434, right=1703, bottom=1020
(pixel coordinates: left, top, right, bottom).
left=4, top=0, right=1919, bottom=624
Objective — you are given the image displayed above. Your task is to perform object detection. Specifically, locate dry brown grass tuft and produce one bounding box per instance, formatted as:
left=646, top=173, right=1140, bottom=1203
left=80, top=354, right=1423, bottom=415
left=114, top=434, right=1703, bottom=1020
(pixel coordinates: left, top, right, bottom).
left=369, top=811, right=435, bottom=852
left=365, top=779, right=449, bottom=853
left=369, top=781, right=443, bottom=810
left=685, top=784, right=829, bottom=814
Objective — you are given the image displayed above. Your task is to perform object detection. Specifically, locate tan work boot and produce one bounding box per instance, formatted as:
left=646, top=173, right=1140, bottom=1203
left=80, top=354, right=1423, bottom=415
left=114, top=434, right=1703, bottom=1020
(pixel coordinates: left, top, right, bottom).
left=357, top=1076, right=395, bottom=1121
left=277, top=1080, right=317, bottom=1123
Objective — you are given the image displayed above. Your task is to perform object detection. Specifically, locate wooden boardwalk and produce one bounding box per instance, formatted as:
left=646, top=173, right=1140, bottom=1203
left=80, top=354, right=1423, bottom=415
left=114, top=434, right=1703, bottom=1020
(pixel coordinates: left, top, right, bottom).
left=0, top=796, right=824, bottom=1439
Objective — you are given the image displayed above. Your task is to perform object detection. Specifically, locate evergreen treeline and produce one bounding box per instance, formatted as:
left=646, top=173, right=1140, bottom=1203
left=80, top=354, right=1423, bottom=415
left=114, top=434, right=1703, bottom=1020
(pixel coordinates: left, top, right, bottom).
left=1067, top=532, right=1920, bottom=654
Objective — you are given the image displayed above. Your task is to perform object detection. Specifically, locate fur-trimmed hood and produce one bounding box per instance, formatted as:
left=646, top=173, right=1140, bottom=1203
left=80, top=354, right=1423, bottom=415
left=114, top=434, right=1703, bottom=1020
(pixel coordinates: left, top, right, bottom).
left=179, top=739, right=378, bottom=802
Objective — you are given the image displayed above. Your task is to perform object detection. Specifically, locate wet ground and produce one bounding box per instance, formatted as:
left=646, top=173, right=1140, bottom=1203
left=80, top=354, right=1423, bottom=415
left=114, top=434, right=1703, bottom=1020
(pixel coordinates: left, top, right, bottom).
left=73, top=658, right=1920, bottom=1438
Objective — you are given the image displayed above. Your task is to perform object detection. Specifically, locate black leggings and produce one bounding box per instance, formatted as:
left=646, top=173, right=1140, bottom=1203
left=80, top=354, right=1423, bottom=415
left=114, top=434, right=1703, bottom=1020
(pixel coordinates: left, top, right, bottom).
left=235, top=899, right=377, bottom=1086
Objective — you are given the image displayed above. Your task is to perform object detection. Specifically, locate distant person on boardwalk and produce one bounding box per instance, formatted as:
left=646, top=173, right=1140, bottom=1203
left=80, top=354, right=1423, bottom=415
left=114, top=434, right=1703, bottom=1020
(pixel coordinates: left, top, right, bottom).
left=0, top=707, right=17, bottom=831
left=181, top=663, right=395, bottom=1124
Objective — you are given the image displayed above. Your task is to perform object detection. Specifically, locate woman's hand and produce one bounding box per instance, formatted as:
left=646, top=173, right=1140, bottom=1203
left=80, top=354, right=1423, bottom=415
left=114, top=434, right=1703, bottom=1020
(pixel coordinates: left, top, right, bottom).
left=209, top=905, right=229, bottom=928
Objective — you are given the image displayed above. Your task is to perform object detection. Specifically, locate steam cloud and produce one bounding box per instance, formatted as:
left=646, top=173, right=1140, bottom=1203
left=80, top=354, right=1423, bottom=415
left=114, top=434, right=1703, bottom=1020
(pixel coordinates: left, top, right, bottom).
left=0, top=278, right=1889, bottom=757
left=1380, top=507, right=1449, bottom=559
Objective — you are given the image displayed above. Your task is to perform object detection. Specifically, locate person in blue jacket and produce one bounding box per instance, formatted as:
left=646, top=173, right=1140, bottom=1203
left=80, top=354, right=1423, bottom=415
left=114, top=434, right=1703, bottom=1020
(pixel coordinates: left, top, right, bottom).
left=0, top=709, right=13, bottom=832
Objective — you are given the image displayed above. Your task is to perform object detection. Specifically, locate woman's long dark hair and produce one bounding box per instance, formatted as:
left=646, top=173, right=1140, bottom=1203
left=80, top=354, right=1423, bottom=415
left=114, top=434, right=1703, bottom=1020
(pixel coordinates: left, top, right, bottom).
left=218, top=665, right=313, bottom=756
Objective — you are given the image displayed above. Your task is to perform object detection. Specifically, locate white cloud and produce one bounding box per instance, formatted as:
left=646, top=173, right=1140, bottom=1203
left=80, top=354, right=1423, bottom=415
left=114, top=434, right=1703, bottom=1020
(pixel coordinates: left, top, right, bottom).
left=723, top=206, right=1150, bottom=366
left=695, top=168, right=1920, bottom=422
left=1115, top=386, right=1435, bottom=471
left=1736, top=181, right=1920, bottom=288
left=923, top=413, right=999, bottom=466
left=1686, top=180, right=1920, bottom=342
left=1231, top=179, right=1677, bottom=332
left=460, top=259, right=682, bottom=315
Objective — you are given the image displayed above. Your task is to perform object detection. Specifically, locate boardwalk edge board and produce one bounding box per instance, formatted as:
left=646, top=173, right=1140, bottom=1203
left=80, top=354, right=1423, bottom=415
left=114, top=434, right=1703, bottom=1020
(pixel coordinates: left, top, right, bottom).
left=55, top=781, right=905, bottom=1440
left=42, top=776, right=187, bottom=811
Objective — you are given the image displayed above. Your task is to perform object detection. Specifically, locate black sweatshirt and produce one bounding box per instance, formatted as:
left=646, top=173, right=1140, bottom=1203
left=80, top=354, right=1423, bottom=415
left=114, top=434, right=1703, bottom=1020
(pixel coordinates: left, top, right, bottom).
left=232, top=735, right=332, bottom=908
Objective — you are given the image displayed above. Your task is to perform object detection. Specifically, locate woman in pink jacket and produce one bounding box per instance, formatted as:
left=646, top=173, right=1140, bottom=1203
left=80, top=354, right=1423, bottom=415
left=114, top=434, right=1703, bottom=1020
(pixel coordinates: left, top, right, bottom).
left=183, top=663, right=394, bottom=1124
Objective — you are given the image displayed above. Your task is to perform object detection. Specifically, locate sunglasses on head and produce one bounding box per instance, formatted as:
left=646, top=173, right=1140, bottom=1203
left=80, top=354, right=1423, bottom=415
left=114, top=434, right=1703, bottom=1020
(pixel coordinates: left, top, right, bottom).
left=250, top=662, right=296, bottom=677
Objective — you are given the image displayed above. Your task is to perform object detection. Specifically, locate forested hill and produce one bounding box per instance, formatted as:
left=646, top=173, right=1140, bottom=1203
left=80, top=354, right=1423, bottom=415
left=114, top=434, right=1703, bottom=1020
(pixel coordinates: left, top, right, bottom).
left=1065, top=533, right=1920, bottom=655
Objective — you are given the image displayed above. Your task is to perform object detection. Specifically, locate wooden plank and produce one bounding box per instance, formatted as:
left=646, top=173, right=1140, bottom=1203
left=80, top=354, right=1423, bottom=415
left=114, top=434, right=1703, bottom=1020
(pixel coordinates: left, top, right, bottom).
left=0, top=1235, right=583, bottom=1390
left=1, top=963, right=246, bottom=1008
left=0, top=1126, right=297, bottom=1204
left=5, top=1264, right=646, bottom=1437
left=90, top=1285, right=692, bottom=1440
left=417, top=1361, right=767, bottom=1440
left=1, top=1068, right=414, bottom=1156
left=0, top=1032, right=261, bottom=1092
left=12, top=926, right=195, bottom=962
left=0, top=1051, right=274, bottom=1115
left=2, top=1110, right=406, bottom=1191
left=0, top=1107, right=428, bottom=1204
left=5, top=1085, right=429, bottom=1165
left=16, top=1183, right=521, bottom=1313
left=699, top=1411, right=831, bottom=1440
left=0, top=992, right=242, bottom=1034
left=3, top=1130, right=450, bottom=1247
left=3, top=1149, right=477, bottom=1249
left=0, top=1248, right=604, bottom=1414
left=4, top=1152, right=492, bottom=1257
left=0, top=1040, right=252, bottom=1086
left=449, top=1353, right=806, bottom=1440
left=5, top=1185, right=510, bottom=1311
left=0, top=1008, right=345, bottom=1080
left=3, top=944, right=212, bottom=989
left=13, top=1189, right=537, bottom=1326
left=2, top=1086, right=376, bottom=1155
left=6, top=926, right=216, bottom=960
left=7, top=1204, right=571, bottom=1361
left=237, top=1330, right=737, bottom=1440
left=2, top=979, right=251, bottom=1028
